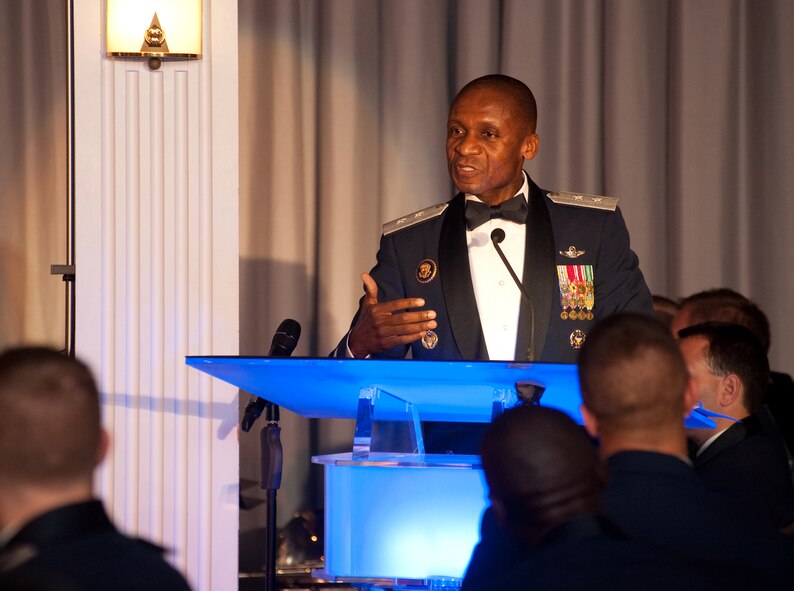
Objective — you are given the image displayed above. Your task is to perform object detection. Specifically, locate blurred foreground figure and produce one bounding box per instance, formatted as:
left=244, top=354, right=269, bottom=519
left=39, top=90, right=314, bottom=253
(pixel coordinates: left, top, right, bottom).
left=580, top=314, right=794, bottom=588
left=464, top=404, right=760, bottom=590
left=0, top=347, right=191, bottom=591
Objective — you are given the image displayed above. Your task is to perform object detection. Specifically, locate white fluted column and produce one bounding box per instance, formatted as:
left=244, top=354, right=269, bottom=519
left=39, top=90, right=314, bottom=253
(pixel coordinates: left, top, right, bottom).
left=73, top=2, right=239, bottom=589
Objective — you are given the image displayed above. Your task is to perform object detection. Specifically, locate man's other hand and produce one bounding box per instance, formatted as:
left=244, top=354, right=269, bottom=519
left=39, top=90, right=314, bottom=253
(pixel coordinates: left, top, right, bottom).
left=348, top=273, right=437, bottom=358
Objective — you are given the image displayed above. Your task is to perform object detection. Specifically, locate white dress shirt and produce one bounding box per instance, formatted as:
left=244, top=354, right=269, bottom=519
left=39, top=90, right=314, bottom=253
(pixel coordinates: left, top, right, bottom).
left=465, top=174, right=529, bottom=360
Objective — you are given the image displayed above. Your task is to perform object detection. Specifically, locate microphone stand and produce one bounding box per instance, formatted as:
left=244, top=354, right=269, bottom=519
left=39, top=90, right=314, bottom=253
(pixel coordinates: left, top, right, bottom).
left=259, top=401, right=283, bottom=591
left=490, top=230, right=536, bottom=361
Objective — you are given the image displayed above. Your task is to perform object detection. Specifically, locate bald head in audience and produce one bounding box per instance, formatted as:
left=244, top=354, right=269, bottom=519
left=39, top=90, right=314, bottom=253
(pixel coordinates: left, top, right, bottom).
left=480, top=405, right=605, bottom=547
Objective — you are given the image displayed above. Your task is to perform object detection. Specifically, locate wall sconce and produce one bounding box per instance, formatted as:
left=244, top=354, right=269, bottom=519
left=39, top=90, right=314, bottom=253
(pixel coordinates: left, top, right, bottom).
left=106, top=0, right=202, bottom=70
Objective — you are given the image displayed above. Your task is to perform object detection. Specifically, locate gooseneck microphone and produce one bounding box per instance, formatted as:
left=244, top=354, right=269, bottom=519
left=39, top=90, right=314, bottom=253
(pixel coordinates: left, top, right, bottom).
left=241, top=318, right=301, bottom=432
left=490, top=228, right=536, bottom=361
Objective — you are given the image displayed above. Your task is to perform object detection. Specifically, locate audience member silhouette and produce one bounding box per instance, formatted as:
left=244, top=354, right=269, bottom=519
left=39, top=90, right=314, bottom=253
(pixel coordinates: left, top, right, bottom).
left=579, top=314, right=794, bottom=588
left=671, top=287, right=794, bottom=456
left=679, top=322, right=794, bottom=531
left=0, top=347, right=191, bottom=591
left=464, top=404, right=757, bottom=590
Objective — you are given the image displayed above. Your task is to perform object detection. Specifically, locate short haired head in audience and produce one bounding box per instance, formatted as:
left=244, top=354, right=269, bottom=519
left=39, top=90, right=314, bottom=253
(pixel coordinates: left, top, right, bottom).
left=578, top=313, right=690, bottom=434
left=652, top=294, right=679, bottom=330
left=0, top=347, right=103, bottom=486
left=672, top=288, right=770, bottom=352
left=480, top=405, right=604, bottom=546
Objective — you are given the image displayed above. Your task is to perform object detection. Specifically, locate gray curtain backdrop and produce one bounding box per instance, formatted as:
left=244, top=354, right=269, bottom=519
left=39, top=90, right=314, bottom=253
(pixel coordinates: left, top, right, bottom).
left=0, top=0, right=67, bottom=350
left=4, top=0, right=794, bottom=533
left=238, top=0, right=794, bottom=525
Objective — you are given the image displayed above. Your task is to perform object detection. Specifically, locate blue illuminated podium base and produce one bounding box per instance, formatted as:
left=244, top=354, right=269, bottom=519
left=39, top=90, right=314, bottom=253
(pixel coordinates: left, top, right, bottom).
left=185, top=357, right=716, bottom=587
left=313, top=453, right=487, bottom=583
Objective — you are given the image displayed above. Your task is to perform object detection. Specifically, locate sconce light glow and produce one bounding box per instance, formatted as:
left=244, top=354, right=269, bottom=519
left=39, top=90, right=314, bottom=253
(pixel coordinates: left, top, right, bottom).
left=106, top=0, right=202, bottom=60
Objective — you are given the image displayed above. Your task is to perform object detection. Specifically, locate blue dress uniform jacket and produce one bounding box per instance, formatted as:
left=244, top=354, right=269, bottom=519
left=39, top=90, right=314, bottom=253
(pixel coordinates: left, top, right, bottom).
left=335, top=175, right=652, bottom=363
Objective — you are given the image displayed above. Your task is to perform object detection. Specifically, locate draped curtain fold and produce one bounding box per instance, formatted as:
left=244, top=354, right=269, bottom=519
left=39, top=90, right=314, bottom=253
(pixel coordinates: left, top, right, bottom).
left=238, top=0, right=794, bottom=523
left=239, top=0, right=794, bottom=372
left=4, top=0, right=793, bottom=527
left=0, top=0, right=67, bottom=350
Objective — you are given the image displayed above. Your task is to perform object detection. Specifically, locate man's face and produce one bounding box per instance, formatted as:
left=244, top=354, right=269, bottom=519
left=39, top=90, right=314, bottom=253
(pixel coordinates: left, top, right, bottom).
left=446, top=86, right=538, bottom=206
left=680, top=336, right=720, bottom=413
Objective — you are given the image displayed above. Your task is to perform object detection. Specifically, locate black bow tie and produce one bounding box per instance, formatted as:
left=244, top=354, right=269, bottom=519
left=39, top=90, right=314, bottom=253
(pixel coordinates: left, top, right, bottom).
left=464, top=193, right=528, bottom=230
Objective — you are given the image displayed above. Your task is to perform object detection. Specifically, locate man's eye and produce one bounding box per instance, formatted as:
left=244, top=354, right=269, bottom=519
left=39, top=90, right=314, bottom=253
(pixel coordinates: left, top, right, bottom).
left=483, top=131, right=497, bottom=138
left=449, top=128, right=464, bottom=136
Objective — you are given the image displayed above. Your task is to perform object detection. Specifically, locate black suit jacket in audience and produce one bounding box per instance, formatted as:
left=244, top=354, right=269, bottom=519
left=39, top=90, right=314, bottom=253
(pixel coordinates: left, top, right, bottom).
left=469, top=515, right=756, bottom=591
left=692, top=414, right=794, bottom=530
left=765, top=371, right=794, bottom=459
left=0, top=500, right=191, bottom=591
left=603, top=450, right=794, bottom=589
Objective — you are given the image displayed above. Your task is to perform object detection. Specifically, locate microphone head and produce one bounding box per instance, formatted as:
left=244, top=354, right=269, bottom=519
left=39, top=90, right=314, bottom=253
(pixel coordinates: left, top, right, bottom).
left=270, top=319, right=301, bottom=357
left=490, top=228, right=506, bottom=244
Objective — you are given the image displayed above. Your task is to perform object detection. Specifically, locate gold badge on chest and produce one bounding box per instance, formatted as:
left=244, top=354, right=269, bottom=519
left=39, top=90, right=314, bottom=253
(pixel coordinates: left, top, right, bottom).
left=416, top=258, right=438, bottom=284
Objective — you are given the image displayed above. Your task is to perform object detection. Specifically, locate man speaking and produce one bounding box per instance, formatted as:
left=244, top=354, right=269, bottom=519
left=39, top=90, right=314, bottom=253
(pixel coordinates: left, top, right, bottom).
left=335, top=74, right=652, bottom=363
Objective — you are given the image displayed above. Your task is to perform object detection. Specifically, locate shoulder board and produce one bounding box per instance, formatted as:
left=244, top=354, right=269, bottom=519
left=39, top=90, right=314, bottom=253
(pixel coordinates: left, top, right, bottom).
left=383, top=203, right=448, bottom=236
left=546, top=191, right=619, bottom=212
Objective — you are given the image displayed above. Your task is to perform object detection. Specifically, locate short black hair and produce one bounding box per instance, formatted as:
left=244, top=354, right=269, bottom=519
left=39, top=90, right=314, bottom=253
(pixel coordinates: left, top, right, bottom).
left=454, top=74, right=538, bottom=132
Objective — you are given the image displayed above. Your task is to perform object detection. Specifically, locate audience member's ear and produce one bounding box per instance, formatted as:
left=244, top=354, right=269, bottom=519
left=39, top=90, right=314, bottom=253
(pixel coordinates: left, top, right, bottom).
left=96, top=428, right=110, bottom=466
left=718, top=373, right=741, bottom=408
left=490, top=496, right=508, bottom=528
left=580, top=404, right=599, bottom=438
left=683, top=377, right=698, bottom=418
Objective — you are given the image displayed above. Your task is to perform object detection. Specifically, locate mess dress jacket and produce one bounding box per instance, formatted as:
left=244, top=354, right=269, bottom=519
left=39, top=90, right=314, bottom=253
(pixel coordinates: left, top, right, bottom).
left=336, top=175, right=653, bottom=362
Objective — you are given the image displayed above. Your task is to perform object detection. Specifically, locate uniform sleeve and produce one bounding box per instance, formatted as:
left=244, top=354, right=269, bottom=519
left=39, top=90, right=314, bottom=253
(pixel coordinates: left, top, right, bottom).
left=330, top=232, right=411, bottom=359
left=594, top=207, right=653, bottom=317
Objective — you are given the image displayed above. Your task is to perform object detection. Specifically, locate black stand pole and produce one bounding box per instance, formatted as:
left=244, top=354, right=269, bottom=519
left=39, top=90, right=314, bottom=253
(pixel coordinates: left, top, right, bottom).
left=260, top=403, right=283, bottom=591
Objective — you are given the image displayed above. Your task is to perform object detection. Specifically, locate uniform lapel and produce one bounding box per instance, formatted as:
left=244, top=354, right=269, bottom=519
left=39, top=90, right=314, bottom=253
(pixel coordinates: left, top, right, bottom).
left=439, top=194, right=487, bottom=359
left=515, top=178, right=554, bottom=361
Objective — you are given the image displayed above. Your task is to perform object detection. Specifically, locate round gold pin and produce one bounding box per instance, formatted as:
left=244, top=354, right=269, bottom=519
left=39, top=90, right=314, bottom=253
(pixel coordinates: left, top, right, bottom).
left=570, top=329, right=586, bottom=349
left=560, top=311, right=568, bottom=320
left=416, top=259, right=438, bottom=284
left=421, top=330, right=439, bottom=350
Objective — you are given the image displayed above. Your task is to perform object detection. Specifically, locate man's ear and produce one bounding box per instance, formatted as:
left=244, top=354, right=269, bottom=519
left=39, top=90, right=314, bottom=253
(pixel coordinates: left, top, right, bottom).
left=96, top=428, right=110, bottom=467
left=580, top=404, right=599, bottom=438
left=718, top=373, right=742, bottom=408
left=683, top=377, right=698, bottom=418
left=522, top=133, right=540, bottom=161
left=490, top=495, right=508, bottom=528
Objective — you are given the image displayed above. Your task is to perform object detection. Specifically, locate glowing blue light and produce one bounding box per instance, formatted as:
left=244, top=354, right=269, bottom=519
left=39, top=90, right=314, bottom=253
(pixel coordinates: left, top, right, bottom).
left=318, top=455, right=488, bottom=580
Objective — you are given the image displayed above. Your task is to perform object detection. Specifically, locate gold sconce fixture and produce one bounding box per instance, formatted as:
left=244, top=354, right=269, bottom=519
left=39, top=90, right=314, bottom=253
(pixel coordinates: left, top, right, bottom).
left=106, top=0, right=202, bottom=70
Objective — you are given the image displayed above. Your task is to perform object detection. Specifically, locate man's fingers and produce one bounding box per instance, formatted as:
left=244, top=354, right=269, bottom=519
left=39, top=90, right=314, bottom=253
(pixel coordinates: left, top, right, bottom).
left=374, top=298, right=431, bottom=315
left=383, top=331, right=433, bottom=348
left=372, top=318, right=437, bottom=338
left=361, top=273, right=379, bottom=305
